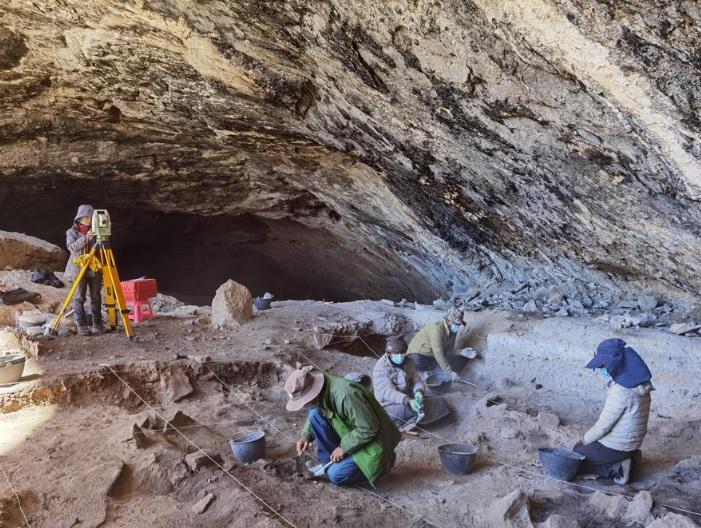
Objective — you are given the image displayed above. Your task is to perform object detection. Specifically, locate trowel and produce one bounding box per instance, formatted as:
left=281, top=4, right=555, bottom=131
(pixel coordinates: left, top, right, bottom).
left=400, top=411, right=425, bottom=433
left=307, top=460, right=333, bottom=478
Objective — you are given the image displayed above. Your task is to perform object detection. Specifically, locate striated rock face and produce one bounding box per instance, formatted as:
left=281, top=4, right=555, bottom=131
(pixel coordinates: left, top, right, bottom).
left=0, top=1, right=699, bottom=300
left=0, top=230, right=66, bottom=271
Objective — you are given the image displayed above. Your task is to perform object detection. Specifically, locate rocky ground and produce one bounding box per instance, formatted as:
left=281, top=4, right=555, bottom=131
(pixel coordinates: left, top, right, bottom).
left=1, top=298, right=700, bottom=528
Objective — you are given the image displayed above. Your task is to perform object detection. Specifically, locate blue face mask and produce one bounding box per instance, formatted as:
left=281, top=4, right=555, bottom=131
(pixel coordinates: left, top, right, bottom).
left=599, top=368, right=612, bottom=380
left=450, top=324, right=461, bottom=334
left=390, top=354, right=405, bottom=365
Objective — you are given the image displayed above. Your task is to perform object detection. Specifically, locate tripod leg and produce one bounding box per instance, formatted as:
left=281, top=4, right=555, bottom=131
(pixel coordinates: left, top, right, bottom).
left=50, top=247, right=97, bottom=335
left=100, top=248, right=118, bottom=330
left=101, top=248, right=134, bottom=339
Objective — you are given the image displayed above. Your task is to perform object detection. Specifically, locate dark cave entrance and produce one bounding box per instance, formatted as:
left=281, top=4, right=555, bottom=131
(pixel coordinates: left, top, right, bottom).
left=0, top=182, right=437, bottom=304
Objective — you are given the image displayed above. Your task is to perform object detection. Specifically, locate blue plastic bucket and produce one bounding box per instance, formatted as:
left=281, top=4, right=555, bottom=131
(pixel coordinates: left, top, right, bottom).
left=438, top=443, right=477, bottom=475
left=538, top=447, right=585, bottom=481
left=229, top=430, right=266, bottom=464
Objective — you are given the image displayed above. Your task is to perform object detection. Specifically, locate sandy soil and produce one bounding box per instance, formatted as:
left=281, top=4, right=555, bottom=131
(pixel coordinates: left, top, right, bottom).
left=1, top=302, right=700, bottom=528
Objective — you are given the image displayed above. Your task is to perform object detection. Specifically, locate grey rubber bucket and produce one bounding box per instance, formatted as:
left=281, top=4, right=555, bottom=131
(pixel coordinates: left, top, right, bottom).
left=254, top=298, right=272, bottom=311
left=538, top=448, right=585, bottom=481
left=230, top=430, right=266, bottom=464
left=425, top=371, right=453, bottom=395
left=0, top=354, right=26, bottom=385
left=438, top=443, right=477, bottom=475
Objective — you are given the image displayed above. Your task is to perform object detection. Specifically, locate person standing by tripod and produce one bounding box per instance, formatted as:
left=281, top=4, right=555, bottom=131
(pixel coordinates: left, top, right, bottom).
left=65, top=204, right=105, bottom=335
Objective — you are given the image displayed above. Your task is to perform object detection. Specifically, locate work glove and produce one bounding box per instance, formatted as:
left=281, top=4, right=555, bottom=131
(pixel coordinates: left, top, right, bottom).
left=411, top=391, right=424, bottom=413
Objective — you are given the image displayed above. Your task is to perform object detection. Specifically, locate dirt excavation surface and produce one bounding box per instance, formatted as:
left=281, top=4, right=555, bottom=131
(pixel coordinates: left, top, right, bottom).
left=1, top=301, right=701, bottom=528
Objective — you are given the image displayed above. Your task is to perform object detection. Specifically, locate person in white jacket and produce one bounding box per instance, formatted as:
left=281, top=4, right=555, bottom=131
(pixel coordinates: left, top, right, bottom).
left=372, top=336, right=450, bottom=429
left=574, top=338, right=653, bottom=484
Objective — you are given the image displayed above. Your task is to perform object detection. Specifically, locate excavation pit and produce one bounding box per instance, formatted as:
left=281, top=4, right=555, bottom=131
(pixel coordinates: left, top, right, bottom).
left=0, top=303, right=700, bottom=528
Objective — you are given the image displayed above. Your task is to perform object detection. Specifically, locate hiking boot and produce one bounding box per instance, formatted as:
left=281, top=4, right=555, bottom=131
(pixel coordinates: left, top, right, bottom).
left=92, top=322, right=107, bottom=334
left=77, top=325, right=90, bottom=336
left=613, top=458, right=632, bottom=485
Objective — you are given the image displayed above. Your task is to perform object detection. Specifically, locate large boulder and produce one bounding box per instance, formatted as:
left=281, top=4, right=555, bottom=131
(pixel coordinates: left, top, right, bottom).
left=0, top=230, right=66, bottom=271
left=211, top=279, right=252, bottom=329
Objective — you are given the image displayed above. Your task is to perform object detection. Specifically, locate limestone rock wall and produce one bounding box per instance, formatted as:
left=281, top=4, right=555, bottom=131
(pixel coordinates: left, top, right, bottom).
left=0, top=0, right=699, bottom=299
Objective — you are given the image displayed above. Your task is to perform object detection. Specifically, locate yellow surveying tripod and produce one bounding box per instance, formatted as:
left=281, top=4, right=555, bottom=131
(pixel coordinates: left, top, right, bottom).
left=49, top=210, right=134, bottom=339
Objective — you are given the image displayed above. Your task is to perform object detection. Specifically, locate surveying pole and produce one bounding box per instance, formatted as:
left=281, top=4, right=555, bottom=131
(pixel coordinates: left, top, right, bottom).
left=49, top=209, right=134, bottom=339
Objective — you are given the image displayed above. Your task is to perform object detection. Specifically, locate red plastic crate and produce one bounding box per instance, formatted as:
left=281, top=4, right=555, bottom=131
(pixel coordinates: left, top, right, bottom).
left=121, top=278, right=158, bottom=302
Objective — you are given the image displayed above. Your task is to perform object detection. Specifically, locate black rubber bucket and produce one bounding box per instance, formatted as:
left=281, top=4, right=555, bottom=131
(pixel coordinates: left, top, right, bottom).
left=254, top=298, right=272, bottom=311
left=538, top=447, right=585, bottom=481
left=229, top=430, right=266, bottom=464
left=438, top=443, right=477, bottom=476
left=425, top=372, right=453, bottom=395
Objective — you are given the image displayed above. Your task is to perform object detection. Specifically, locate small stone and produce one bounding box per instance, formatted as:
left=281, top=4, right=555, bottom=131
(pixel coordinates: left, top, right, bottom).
left=185, top=450, right=222, bottom=471
left=132, top=424, right=150, bottom=449
left=500, top=426, right=520, bottom=440
left=487, top=488, right=533, bottom=528
left=160, top=370, right=194, bottom=402
left=191, top=493, right=216, bottom=514
left=534, top=287, right=549, bottom=302
left=523, top=300, right=539, bottom=313
left=0, top=329, right=23, bottom=354
left=141, top=413, right=165, bottom=430
left=567, top=299, right=585, bottom=312
left=624, top=491, right=654, bottom=525
left=638, top=294, right=659, bottom=311
left=547, top=287, right=564, bottom=305
left=163, top=410, right=197, bottom=433
left=610, top=315, right=633, bottom=329
left=188, top=354, right=211, bottom=363
left=537, top=412, right=560, bottom=428
left=589, top=491, right=628, bottom=518
left=636, top=312, right=657, bottom=328
left=555, top=307, right=569, bottom=317
left=670, top=323, right=701, bottom=335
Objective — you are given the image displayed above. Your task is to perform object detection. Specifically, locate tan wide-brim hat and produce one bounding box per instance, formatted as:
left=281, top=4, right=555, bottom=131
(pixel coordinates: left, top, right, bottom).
left=284, top=367, right=325, bottom=412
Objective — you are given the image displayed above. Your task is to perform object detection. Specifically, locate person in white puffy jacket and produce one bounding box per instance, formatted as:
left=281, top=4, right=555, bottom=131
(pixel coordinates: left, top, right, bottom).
left=574, top=338, right=653, bottom=484
left=372, top=336, right=450, bottom=429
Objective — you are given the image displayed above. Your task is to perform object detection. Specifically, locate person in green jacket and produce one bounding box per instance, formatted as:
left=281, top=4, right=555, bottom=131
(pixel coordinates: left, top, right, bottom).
left=285, top=366, right=401, bottom=486
left=407, top=307, right=467, bottom=380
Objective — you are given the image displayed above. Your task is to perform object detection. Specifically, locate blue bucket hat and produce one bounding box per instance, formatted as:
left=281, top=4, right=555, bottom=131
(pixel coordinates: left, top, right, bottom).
left=586, top=338, right=652, bottom=388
